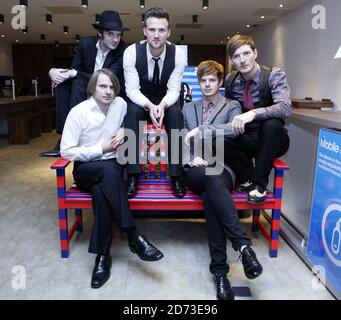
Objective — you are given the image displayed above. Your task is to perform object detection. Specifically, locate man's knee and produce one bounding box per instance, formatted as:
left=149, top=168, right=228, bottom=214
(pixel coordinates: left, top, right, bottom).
left=127, top=102, right=146, bottom=119
left=165, top=104, right=183, bottom=121
left=261, top=119, right=284, bottom=135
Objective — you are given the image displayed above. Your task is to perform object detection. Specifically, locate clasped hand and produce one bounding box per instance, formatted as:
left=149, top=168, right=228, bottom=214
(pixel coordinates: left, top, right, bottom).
left=49, top=68, right=72, bottom=87
left=148, top=104, right=165, bottom=128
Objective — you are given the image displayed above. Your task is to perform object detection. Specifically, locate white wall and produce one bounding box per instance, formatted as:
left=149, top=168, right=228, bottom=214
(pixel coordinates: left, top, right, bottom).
left=252, top=0, right=341, bottom=109
left=0, top=41, right=13, bottom=76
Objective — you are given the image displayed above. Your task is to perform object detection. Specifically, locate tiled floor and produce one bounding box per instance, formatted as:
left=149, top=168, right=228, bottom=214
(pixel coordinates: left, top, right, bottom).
left=0, top=132, right=335, bottom=300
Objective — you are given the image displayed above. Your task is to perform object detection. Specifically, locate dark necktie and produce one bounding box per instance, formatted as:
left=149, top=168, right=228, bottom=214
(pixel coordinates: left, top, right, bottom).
left=202, top=102, right=214, bottom=125
left=243, top=80, right=254, bottom=109
left=152, top=58, right=160, bottom=85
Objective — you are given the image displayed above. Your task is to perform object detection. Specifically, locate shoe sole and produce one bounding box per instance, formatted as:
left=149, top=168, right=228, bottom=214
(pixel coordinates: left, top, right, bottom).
left=247, top=196, right=266, bottom=204
left=39, top=153, right=61, bottom=157
left=245, top=267, right=263, bottom=280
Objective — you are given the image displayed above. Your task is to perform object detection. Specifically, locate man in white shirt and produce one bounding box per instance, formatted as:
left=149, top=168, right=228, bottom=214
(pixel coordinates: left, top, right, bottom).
left=123, top=7, right=186, bottom=199
left=61, top=69, right=164, bottom=289
left=40, top=10, right=128, bottom=158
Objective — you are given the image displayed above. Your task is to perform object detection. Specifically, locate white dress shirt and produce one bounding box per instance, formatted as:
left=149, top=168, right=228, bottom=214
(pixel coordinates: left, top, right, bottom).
left=61, top=96, right=127, bottom=162
left=123, top=40, right=186, bottom=108
left=95, top=40, right=110, bottom=71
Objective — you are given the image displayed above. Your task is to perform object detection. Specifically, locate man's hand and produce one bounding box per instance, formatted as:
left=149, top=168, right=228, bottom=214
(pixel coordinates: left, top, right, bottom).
left=155, top=104, right=165, bottom=127
left=101, top=140, right=115, bottom=154
left=188, top=156, right=208, bottom=167
left=231, top=110, right=256, bottom=134
left=185, top=127, right=200, bottom=145
left=148, top=104, right=161, bottom=127
left=112, top=127, right=125, bottom=149
left=49, top=68, right=71, bottom=87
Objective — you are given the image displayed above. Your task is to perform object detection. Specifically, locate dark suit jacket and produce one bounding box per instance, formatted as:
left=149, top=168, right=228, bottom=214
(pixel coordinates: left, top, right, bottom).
left=182, top=95, right=242, bottom=181
left=71, top=36, right=127, bottom=93
left=55, top=36, right=127, bottom=133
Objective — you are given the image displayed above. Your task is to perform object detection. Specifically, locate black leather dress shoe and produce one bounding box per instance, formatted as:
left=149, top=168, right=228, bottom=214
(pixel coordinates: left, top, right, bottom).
left=126, top=174, right=138, bottom=199
left=213, top=273, right=234, bottom=300
left=171, top=177, right=186, bottom=198
left=240, top=246, right=263, bottom=279
left=39, top=139, right=61, bottom=157
left=129, top=235, right=164, bottom=261
left=91, top=254, right=112, bottom=289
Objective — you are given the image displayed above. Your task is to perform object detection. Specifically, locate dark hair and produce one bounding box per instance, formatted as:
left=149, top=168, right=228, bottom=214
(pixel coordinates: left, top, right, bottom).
left=197, top=60, right=224, bottom=82
left=87, top=68, right=120, bottom=98
left=227, top=34, right=256, bottom=58
left=144, top=7, right=170, bottom=28
left=97, top=27, right=123, bottom=38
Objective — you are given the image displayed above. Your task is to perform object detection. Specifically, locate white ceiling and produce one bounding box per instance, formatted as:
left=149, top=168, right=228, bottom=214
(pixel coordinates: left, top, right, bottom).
left=0, top=0, right=311, bottom=45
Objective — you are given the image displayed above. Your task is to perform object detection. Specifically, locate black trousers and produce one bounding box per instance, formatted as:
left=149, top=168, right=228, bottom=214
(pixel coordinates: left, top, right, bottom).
left=183, top=166, right=251, bottom=275
left=55, top=77, right=87, bottom=134
left=73, top=159, right=135, bottom=255
left=124, top=100, right=184, bottom=177
left=224, top=118, right=290, bottom=189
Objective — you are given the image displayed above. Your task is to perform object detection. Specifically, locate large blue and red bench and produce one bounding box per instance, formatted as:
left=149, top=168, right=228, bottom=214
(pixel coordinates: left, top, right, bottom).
left=51, top=124, right=289, bottom=259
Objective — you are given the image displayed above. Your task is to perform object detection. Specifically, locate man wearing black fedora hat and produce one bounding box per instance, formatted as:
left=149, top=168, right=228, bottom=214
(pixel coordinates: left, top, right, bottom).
left=40, top=10, right=129, bottom=157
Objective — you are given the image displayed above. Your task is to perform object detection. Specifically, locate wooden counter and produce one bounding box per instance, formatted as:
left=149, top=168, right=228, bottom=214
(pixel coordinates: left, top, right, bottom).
left=0, top=94, right=55, bottom=116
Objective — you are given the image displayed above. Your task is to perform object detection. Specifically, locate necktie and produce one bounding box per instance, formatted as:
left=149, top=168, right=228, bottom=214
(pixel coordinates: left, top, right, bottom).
left=152, top=58, right=160, bottom=85
left=202, top=102, right=214, bottom=125
left=243, top=80, right=254, bottom=109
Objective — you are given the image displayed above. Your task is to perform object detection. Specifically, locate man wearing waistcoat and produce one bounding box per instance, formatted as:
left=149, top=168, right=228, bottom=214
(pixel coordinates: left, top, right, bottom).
left=123, top=7, right=186, bottom=199
left=39, top=10, right=128, bottom=158
left=224, top=34, right=292, bottom=204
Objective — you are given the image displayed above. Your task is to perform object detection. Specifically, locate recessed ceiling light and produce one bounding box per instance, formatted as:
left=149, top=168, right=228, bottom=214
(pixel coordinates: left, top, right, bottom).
left=1, top=34, right=5, bottom=38
left=261, top=15, right=265, bottom=19
left=246, top=24, right=250, bottom=28
left=279, top=4, right=284, bottom=8
left=19, top=0, right=28, bottom=8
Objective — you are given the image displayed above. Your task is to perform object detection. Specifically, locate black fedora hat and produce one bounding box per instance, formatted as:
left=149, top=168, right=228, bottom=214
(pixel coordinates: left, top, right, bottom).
left=92, top=10, right=129, bottom=31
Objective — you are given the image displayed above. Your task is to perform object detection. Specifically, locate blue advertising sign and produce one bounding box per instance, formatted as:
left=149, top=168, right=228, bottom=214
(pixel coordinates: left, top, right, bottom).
left=307, top=128, right=341, bottom=296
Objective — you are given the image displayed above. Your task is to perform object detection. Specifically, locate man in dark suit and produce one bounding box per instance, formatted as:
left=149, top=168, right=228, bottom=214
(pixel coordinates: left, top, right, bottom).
left=39, top=10, right=128, bottom=157
left=182, top=60, right=263, bottom=300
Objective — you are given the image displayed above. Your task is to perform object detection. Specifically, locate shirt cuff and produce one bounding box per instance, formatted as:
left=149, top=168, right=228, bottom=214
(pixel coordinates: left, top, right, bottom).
left=69, top=69, right=78, bottom=78
left=89, top=144, right=103, bottom=160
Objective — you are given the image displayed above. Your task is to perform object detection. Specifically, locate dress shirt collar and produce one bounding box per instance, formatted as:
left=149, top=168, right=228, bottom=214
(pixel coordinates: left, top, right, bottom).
left=96, top=40, right=110, bottom=57
left=203, top=95, right=220, bottom=109
left=88, top=96, right=112, bottom=115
